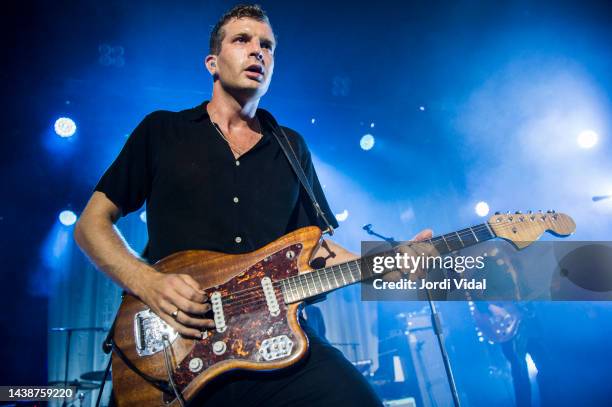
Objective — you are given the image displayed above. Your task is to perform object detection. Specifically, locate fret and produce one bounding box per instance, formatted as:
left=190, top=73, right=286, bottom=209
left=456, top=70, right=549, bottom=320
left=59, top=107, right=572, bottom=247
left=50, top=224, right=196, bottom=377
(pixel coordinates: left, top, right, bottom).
left=470, top=227, right=479, bottom=242
left=280, top=280, right=288, bottom=302
left=454, top=231, right=464, bottom=247
left=484, top=222, right=495, bottom=238
left=346, top=263, right=356, bottom=283
left=316, top=270, right=325, bottom=293
left=288, top=276, right=297, bottom=302
left=441, top=234, right=452, bottom=252
left=299, top=274, right=308, bottom=299
left=323, top=268, right=333, bottom=291
left=349, top=261, right=361, bottom=281
left=339, top=265, right=348, bottom=285
left=331, top=266, right=340, bottom=288
left=457, top=228, right=477, bottom=247
left=430, top=238, right=449, bottom=255
left=304, top=273, right=317, bottom=295
left=474, top=223, right=493, bottom=242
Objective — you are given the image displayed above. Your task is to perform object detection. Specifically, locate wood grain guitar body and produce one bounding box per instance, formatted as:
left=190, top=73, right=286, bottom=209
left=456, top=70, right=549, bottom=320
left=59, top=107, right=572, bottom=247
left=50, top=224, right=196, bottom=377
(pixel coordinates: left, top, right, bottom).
left=112, top=227, right=322, bottom=406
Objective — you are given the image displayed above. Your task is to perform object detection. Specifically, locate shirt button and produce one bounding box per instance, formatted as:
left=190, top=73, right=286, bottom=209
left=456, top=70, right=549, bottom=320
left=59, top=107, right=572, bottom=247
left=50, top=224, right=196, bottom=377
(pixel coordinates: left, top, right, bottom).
left=235, top=160, right=240, bottom=166
left=233, top=197, right=239, bottom=203
left=234, top=236, right=242, bottom=243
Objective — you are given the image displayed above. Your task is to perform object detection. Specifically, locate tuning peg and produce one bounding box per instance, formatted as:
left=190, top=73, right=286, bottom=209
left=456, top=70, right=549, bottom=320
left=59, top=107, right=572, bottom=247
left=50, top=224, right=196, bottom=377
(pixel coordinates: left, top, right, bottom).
left=494, top=211, right=501, bottom=215
left=527, top=210, right=533, bottom=214
left=515, top=210, right=522, bottom=214
left=547, top=210, right=556, bottom=214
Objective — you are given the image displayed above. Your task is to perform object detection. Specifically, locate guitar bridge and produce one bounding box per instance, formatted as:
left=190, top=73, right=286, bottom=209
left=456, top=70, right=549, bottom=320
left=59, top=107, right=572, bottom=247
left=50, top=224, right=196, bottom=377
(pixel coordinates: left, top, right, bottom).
left=134, top=309, right=179, bottom=357
left=259, top=335, right=293, bottom=361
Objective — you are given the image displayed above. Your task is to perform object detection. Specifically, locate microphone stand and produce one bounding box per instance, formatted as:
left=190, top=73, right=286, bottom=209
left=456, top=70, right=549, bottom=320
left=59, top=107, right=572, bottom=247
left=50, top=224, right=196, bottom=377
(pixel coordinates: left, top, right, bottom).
left=362, top=224, right=461, bottom=407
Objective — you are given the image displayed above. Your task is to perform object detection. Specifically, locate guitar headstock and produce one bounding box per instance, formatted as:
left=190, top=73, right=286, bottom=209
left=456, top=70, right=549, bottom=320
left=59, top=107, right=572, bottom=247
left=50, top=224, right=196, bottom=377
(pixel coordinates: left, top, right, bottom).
left=488, top=210, right=576, bottom=249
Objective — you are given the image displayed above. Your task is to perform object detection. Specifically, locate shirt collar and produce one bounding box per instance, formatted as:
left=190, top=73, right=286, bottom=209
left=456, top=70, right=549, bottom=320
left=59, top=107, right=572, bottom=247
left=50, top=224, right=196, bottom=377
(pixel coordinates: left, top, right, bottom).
left=186, top=100, right=273, bottom=147
left=185, top=101, right=210, bottom=122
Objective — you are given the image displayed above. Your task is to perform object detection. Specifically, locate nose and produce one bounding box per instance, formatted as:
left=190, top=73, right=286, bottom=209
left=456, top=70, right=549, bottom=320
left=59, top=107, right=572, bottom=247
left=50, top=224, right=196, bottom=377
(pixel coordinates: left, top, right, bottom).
left=249, top=44, right=264, bottom=62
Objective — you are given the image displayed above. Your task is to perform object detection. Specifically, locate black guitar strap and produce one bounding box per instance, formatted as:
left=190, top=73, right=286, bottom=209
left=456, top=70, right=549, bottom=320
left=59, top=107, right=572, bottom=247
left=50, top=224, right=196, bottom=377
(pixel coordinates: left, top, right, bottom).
left=258, top=109, right=335, bottom=236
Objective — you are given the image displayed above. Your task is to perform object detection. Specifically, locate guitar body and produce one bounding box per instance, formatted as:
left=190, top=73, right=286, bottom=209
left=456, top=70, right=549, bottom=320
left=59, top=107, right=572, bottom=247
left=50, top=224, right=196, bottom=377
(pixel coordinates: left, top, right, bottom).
left=112, top=226, right=322, bottom=406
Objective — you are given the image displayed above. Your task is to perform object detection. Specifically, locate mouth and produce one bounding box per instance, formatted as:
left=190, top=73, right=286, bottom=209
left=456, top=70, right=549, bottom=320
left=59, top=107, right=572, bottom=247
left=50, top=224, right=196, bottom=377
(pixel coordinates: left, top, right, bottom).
left=244, top=64, right=265, bottom=80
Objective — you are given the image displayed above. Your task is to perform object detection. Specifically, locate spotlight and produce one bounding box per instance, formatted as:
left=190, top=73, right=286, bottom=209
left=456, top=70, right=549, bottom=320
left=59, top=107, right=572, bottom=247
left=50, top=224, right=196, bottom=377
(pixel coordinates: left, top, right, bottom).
left=140, top=211, right=147, bottom=223
left=577, top=130, right=598, bottom=149
left=335, top=209, right=349, bottom=222
left=360, top=134, right=375, bottom=151
left=475, top=201, right=490, bottom=217
left=311, top=118, right=316, bottom=124
left=58, top=210, right=77, bottom=226
left=54, top=117, right=77, bottom=138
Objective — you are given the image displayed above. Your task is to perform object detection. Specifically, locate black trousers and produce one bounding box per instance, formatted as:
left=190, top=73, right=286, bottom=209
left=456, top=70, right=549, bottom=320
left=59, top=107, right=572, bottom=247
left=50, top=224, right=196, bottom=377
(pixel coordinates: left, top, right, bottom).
left=111, top=321, right=382, bottom=407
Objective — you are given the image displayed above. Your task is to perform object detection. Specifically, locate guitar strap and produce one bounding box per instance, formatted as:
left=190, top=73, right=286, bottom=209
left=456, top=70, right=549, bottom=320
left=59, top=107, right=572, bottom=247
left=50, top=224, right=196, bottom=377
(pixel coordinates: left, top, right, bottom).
left=258, top=109, right=335, bottom=236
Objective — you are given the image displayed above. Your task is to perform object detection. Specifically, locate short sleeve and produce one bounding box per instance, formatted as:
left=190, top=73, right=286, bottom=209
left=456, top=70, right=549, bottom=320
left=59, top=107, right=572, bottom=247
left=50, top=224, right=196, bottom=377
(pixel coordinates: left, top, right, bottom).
left=95, top=115, right=153, bottom=216
left=285, top=127, right=340, bottom=232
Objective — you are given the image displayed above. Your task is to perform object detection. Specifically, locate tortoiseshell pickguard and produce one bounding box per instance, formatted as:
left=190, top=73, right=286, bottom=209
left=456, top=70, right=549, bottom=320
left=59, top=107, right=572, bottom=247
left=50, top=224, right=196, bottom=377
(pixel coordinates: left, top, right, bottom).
left=164, top=243, right=304, bottom=403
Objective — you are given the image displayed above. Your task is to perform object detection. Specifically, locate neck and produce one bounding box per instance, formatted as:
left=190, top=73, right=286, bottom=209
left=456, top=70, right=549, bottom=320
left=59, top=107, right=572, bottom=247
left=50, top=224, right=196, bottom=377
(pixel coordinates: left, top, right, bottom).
left=207, top=85, right=260, bottom=130
left=280, top=222, right=497, bottom=303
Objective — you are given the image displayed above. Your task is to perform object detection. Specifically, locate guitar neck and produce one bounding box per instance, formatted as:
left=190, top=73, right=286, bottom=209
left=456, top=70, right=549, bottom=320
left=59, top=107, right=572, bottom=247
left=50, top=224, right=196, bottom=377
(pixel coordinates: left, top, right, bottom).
left=280, top=222, right=496, bottom=303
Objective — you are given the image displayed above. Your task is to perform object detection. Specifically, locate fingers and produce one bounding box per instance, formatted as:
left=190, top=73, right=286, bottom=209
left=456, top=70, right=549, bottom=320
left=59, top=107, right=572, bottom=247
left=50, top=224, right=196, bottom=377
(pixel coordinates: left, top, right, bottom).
left=411, top=228, right=433, bottom=242
left=179, top=275, right=208, bottom=302
left=151, top=274, right=214, bottom=338
left=158, top=299, right=205, bottom=339
left=173, top=275, right=207, bottom=303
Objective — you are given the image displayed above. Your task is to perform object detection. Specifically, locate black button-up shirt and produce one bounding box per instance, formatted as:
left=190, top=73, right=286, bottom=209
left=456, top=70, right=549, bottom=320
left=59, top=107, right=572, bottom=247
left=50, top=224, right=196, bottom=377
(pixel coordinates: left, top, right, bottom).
left=95, top=101, right=338, bottom=263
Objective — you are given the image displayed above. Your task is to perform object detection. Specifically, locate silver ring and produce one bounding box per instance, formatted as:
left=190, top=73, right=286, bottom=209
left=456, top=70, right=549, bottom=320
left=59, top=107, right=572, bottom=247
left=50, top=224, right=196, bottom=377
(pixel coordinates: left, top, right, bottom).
left=171, top=309, right=179, bottom=319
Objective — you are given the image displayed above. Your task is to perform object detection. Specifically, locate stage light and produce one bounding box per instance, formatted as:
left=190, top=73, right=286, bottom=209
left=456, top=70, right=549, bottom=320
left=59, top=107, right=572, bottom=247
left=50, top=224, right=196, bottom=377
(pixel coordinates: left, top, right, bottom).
left=419, top=106, right=425, bottom=111
left=370, top=122, right=375, bottom=128
left=525, top=353, right=538, bottom=376
left=335, top=209, right=349, bottom=222
left=475, top=201, right=490, bottom=217
left=58, top=210, right=77, bottom=226
left=360, top=134, right=375, bottom=150
left=577, top=130, right=598, bottom=149
left=140, top=211, right=147, bottom=223
left=311, top=118, right=316, bottom=124
left=54, top=117, right=77, bottom=138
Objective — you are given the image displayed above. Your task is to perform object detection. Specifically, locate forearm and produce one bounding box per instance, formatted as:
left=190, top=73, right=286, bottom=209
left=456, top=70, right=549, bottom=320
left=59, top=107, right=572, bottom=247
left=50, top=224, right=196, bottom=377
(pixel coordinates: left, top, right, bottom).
left=74, top=210, right=154, bottom=296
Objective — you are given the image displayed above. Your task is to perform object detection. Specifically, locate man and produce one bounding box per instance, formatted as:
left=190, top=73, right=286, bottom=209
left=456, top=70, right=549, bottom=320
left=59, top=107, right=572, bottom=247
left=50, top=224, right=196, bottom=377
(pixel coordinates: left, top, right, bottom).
left=75, top=4, right=431, bottom=406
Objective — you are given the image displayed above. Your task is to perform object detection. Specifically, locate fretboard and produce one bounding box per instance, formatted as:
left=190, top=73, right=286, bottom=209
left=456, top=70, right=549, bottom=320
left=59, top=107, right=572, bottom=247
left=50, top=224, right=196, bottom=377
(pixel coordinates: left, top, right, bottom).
left=280, top=222, right=495, bottom=303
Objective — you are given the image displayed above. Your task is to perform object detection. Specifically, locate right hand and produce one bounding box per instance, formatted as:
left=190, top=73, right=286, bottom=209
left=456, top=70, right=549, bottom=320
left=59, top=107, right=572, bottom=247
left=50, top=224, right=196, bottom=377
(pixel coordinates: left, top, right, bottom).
left=135, top=269, right=215, bottom=339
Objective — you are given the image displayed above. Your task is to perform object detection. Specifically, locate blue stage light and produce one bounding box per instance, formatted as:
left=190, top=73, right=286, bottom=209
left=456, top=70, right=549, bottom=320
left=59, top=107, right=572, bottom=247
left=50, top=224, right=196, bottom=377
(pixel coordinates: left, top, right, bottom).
left=335, top=209, right=349, bottom=222
left=475, top=201, right=490, bottom=217
left=577, top=129, right=598, bottom=149
left=360, top=134, right=375, bottom=150
left=58, top=210, right=77, bottom=226
left=54, top=117, right=77, bottom=138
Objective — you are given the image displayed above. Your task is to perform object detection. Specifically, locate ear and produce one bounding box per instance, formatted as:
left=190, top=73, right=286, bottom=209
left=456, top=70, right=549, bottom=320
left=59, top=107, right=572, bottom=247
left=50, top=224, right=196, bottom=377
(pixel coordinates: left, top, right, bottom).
left=205, top=55, right=217, bottom=76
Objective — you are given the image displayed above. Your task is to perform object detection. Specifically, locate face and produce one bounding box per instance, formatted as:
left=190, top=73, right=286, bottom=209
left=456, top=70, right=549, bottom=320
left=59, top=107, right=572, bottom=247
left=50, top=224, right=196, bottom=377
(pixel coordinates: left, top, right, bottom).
left=208, top=18, right=276, bottom=99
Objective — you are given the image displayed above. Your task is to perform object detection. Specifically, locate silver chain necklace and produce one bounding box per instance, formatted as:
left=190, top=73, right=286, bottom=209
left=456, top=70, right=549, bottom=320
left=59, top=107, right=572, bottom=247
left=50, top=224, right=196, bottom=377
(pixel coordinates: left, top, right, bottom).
left=210, top=118, right=262, bottom=158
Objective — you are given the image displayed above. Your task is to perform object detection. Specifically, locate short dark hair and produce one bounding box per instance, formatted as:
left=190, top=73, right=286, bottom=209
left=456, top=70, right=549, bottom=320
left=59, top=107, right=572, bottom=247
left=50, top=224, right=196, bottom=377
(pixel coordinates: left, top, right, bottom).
left=209, top=4, right=273, bottom=55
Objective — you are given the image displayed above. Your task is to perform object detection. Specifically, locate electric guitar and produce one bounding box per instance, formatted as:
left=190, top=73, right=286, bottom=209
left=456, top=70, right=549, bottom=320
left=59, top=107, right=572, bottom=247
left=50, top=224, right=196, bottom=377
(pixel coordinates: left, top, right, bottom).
left=111, top=210, right=575, bottom=406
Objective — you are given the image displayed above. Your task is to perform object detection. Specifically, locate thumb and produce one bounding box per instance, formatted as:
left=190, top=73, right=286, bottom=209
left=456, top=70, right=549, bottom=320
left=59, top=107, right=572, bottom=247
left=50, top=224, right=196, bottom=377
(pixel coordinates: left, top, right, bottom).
left=411, top=228, right=433, bottom=242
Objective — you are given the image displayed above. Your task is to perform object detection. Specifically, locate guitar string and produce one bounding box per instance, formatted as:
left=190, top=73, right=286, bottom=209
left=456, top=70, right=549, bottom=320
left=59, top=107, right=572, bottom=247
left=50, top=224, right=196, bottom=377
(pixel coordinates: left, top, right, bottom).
left=196, top=217, right=565, bottom=312
left=212, top=217, right=565, bottom=311
left=215, top=220, right=556, bottom=315
left=215, top=217, right=556, bottom=306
